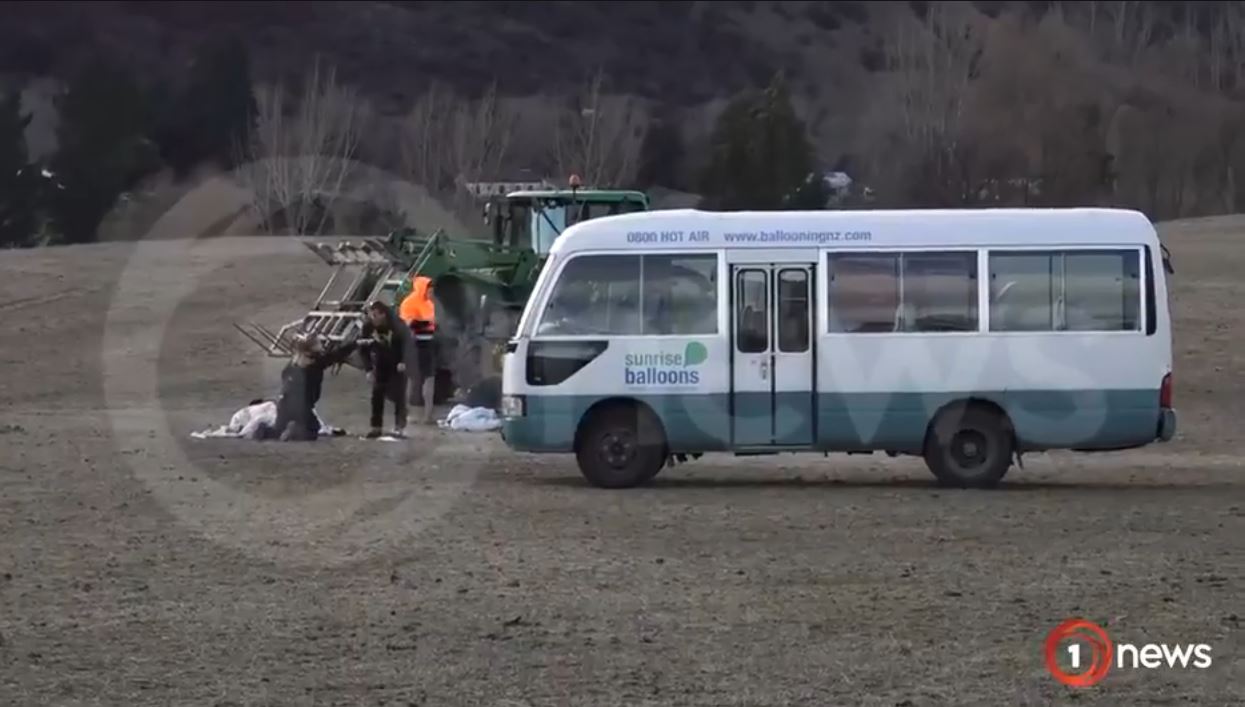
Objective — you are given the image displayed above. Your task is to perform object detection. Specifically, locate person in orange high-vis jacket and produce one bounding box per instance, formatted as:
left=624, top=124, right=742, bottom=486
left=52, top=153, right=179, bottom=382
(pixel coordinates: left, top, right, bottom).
left=399, top=275, right=438, bottom=424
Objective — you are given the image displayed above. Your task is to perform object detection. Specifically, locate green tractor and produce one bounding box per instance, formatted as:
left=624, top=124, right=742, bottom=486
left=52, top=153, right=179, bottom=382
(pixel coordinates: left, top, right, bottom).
left=236, top=186, right=649, bottom=404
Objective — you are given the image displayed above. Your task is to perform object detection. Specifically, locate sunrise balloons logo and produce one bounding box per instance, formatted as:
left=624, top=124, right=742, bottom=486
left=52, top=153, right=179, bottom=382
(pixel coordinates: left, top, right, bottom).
left=623, top=341, right=709, bottom=387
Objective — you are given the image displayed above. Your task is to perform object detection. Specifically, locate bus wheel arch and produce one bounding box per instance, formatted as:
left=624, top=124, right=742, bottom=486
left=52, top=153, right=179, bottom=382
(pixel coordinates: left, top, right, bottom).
left=922, top=398, right=1016, bottom=489
left=573, top=398, right=669, bottom=489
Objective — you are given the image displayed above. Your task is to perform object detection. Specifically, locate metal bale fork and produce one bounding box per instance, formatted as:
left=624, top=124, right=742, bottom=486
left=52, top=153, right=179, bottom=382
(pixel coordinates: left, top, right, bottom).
left=234, top=234, right=439, bottom=367
left=232, top=185, right=650, bottom=397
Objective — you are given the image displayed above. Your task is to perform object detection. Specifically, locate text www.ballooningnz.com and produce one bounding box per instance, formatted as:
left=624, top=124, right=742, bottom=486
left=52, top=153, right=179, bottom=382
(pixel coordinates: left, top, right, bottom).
left=722, top=229, right=873, bottom=244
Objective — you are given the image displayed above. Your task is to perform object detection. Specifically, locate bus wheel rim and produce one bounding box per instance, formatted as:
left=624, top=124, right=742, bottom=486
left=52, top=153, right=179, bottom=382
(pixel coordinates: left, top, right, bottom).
left=949, top=429, right=989, bottom=470
left=600, top=430, right=636, bottom=468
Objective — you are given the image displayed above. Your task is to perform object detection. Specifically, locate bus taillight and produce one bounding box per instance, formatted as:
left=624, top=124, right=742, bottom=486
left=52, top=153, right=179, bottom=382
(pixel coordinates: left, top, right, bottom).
left=1160, top=372, right=1173, bottom=409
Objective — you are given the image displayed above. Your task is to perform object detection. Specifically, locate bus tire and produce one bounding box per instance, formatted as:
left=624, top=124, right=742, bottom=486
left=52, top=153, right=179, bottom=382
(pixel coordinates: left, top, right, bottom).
left=575, top=403, right=667, bottom=489
left=923, top=403, right=1013, bottom=489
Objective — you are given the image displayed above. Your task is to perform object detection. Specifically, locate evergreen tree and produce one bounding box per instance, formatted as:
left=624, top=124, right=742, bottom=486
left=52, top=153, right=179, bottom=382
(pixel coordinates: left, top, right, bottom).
left=698, top=95, right=755, bottom=209
left=752, top=75, right=816, bottom=207
left=636, top=111, right=686, bottom=190
left=0, top=90, right=40, bottom=248
left=50, top=58, right=159, bottom=244
left=697, top=73, right=820, bottom=211
left=156, top=35, right=257, bottom=176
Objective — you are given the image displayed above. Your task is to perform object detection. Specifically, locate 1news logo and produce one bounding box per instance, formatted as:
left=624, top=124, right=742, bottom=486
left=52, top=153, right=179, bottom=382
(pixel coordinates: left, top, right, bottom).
left=1044, top=618, right=1213, bottom=687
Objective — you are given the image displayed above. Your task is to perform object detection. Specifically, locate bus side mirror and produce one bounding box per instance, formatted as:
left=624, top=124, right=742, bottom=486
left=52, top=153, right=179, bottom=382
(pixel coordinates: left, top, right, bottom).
left=482, top=203, right=491, bottom=225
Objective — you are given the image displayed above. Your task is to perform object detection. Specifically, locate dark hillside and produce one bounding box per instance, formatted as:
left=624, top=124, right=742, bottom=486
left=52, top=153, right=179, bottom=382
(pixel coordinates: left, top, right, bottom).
left=1, top=1, right=822, bottom=111
left=6, top=0, right=1245, bottom=244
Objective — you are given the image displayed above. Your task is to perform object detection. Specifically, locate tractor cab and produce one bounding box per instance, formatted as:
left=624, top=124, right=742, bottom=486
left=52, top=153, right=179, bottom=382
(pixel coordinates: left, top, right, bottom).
left=485, top=183, right=648, bottom=255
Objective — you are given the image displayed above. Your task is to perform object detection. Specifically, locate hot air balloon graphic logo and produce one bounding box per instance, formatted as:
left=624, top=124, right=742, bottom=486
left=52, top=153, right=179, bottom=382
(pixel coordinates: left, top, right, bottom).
left=623, top=342, right=708, bottom=387
left=683, top=341, right=708, bottom=367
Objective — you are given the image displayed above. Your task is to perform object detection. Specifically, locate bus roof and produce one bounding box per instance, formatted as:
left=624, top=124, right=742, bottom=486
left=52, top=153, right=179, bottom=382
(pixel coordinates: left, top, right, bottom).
left=547, top=207, right=1160, bottom=255
left=505, top=189, right=648, bottom=201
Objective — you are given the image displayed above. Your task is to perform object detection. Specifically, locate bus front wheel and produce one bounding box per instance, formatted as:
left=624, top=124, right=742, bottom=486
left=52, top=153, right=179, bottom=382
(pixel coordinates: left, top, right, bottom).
left=575, top=403, right=667, bottom=489
left=923, top=403, right=1014, bottom=489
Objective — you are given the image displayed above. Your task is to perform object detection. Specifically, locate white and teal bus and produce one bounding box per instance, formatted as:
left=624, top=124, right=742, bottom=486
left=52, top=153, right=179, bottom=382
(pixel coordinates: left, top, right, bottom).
left=499, top=208, right=1177, bottom=489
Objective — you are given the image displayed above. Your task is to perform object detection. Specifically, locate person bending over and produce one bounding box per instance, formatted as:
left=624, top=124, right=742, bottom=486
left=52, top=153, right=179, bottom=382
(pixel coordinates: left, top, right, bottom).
left=360, top=301, right=408, bottom=438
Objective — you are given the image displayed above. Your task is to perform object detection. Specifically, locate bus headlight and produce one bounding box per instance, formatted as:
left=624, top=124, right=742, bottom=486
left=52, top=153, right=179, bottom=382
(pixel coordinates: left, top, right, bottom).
left=501, top=395, right=525, bottom=418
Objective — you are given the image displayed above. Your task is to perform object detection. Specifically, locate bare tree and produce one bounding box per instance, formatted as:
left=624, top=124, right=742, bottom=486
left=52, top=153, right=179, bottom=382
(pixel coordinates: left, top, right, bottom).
left=552, top=70, right=648, bottom=188
left=237, top=59, right=368, bottom=235
left=961, top=16, right=1044, bottom=204
left=887, top=3, right=980, bottom=149
left=1093, top=0, right=1157, bottom=67
left=1150, top=2, right=1244, bottom=92
left=399, top=82, right=454, bottom=195
left=1172, top=3, right=1204, bottom=90
left=866, top=1, right=983, bottom=204
left=447, top=84, right=517, bottom=211
left=399, top=82, right=517, bottom=217
left=1210, top=7, right=1228, bottom=91
left=1217, top=3, right=1245, bottom=92
left=1108, top=98, right=1229, bottom=220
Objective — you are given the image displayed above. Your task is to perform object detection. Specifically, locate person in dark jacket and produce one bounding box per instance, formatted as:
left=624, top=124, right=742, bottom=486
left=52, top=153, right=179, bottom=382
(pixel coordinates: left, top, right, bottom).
left=359, top=301, right=408, bottom=438
left=264, top=335, right=357, bottom=441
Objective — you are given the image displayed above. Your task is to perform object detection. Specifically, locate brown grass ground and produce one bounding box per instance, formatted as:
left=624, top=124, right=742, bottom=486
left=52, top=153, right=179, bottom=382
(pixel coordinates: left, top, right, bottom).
left=0, top=216, right=1241, bottom=706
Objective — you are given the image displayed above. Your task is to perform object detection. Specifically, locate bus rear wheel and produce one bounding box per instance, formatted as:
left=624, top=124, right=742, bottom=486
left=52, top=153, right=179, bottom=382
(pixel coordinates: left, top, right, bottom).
left=575, top=404, right=667, bottom=489
left=923, top=404, right=1014, bottom=489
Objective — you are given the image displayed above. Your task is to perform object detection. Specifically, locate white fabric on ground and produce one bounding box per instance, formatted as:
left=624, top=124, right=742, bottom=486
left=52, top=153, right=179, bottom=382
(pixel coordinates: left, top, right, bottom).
left=191, top=401, right=342, bottom=439
left=438, top=404, right=501, bottom=432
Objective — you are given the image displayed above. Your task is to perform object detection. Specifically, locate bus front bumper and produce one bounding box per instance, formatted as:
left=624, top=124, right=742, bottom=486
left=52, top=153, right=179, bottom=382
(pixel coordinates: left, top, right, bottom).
left=501, top=417, right=574, bottom=453
left=1158, top=408, right=1177, bottom=442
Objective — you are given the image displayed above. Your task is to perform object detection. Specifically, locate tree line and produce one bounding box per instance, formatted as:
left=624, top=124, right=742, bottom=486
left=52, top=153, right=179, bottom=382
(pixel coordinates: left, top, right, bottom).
left=0, top=36, right=256, bottom=247
left=856, top=1, right=1245, bottom=217
left=6, top=1, right=1245, bottom=247
left=0, top=43, right=855, bottom=248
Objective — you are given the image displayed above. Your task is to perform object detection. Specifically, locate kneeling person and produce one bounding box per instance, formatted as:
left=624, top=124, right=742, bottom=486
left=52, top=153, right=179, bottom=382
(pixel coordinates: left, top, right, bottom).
left=266, top=335, right=357, bottom=441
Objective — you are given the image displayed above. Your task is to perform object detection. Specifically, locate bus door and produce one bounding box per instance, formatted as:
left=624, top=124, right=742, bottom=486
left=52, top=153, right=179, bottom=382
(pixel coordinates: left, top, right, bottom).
left=730, top=263, right=816, bottom=446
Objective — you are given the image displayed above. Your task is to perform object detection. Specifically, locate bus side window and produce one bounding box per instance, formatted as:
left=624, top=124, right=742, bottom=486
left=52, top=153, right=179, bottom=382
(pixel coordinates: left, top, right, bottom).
left=736, top=270, right=768, bottom=352
left=1064, top=250, right=1140, bottom=332
left=902, top=252, right=978, bottom=332
left=777, top=269, right=809, bottom=352
left=989, top=252, right=1056, bottom=332
left=828, top=254, right=899, bottom=333
left=1144, top=245, right=1157, bottom=335
left=641, top=254, right=719, bottom=336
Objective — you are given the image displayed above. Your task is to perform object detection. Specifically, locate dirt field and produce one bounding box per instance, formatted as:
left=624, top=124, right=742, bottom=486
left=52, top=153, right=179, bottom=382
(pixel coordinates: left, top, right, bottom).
left=1, top=216, right=1242, bottom=706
